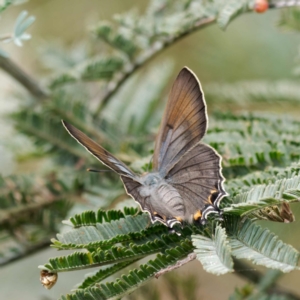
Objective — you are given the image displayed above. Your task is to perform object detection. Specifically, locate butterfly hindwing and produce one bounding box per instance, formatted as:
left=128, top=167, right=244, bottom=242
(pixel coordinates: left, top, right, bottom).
left=166, top=142, right=227, bottom=221
left=153, top=67, right=207, bottom=176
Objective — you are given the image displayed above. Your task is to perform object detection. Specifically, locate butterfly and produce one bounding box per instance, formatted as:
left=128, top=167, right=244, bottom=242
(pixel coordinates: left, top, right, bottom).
left=62, top=67, right=227, bottom=228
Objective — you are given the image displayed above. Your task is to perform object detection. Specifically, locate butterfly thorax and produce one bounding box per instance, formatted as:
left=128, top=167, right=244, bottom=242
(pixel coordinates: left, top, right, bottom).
left=140, top=172, right=162, bottom=186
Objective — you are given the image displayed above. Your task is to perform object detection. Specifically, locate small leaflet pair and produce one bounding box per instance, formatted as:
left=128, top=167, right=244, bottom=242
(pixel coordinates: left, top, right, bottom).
left=62, top=67, right=227, bottom=228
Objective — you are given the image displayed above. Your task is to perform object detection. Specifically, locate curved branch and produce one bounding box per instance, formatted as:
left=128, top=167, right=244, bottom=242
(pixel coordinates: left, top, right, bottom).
left=94, top=1, right=300, bottom=116
left=0, top=2, right=298, bottom=106
left=0, top=55, right=48, bottom=100
left=94, top=16, right=215, bottom=116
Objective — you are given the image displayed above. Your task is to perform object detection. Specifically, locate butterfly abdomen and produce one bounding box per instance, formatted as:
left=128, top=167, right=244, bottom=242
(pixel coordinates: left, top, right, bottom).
left=139, top=172, right=185, bottom=223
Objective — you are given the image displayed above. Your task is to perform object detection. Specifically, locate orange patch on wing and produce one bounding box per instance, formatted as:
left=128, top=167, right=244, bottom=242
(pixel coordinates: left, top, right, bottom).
left=193, top=210, right=202, bottom=221
left=175, top=216, right=183, bottom=222
left=208, top=189, right=218, bottom=204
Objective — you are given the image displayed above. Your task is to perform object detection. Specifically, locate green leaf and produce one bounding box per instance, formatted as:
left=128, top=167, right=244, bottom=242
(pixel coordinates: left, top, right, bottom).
left=0, top=172, right=73, bottom=265
left=94, top=24, right=137, bottom=59
left=279, top=7, right=300, bottom=32
left=192, top=225, right=234, bottom=275
left=206, top=80, right=300, bottom=105
left=78, top=260, right=139, bottom=289
left=55, top=214, right=153, bottom=247
left=49, top=74, right=77, bottom=89
left=81, top=57, right=124, bottom=81
left=223, top=163, right=300, bottom=218
left=11, top=109, right=88, bottom=163
left=217, top=0, right=250, bottom=29
left=206, top=111, right=300, bottom=175
left=42, top=235, right=190, bottom=272
left=231, top=174, right=300, bottom=205
left=228, top=219, right=299, bottom=272
left=223, top=198, right=289, bottom=218
left=59, top=239, right=194, bottom=300
left=52, top=215, right=168, bottom=251
left=66, top=207, right=140, bottom=227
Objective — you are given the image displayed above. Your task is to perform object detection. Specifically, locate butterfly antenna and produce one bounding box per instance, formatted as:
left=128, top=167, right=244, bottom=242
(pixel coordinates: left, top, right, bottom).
left=87, top=168, right=113, bottom=173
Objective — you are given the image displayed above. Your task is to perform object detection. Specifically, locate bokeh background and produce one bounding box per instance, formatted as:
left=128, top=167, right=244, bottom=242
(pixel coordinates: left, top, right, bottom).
left=1, top=1, right=300, bottom=299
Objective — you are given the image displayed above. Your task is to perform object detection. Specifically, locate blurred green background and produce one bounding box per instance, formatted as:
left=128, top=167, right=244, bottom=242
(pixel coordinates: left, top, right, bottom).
left=1, top=1, right=300, bottom=299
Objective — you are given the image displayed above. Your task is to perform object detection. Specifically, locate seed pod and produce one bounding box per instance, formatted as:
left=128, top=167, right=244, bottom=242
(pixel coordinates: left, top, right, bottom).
left=40, top=270, right=58, bottom=289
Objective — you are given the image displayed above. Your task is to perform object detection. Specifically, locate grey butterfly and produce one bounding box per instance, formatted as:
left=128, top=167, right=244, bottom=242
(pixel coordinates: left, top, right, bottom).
left=62, top=67, right=227, bottom=227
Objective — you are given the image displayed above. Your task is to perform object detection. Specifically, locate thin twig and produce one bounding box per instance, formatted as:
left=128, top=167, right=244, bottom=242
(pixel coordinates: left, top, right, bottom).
left=0, top=34, right=12, bottom=41
left=0, top=55, right=48, bottom=100
left=16, top=121, right=89, bottom=160
left=155, top=253, right=197, bottom=278
left=0, top=193, right=70, bottom=226
left=0, top=238, right=52, bottom=266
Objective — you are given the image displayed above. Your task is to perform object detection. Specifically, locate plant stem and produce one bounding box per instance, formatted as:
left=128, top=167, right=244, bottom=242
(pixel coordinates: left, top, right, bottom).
left=155, top=253, right=197, bottom=278
left=0, top=55, right=48, bottom=100
left=0, top=194, right=69, bottom=226
left=0, top=34, right=11, bottom=41
left=93, top=1, right=300, bottom=117
left=15, top=121, right=89, bottom=160
left=0, top=239, right=51, bottom=266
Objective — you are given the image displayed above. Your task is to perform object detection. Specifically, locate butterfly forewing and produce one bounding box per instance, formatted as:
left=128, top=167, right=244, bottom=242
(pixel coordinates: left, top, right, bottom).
left=153, top=67, right=207, bottom=176
left=62, top=121, right=137, bottom=179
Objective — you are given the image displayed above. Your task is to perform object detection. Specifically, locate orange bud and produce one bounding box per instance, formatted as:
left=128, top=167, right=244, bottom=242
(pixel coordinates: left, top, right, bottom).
left=254, top=0, right=269, bottom=13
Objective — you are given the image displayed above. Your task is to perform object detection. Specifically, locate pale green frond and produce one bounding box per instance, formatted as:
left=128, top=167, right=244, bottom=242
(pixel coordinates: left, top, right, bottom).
left=192, top=225, right=233, bottom=275
left=223, top=166, right=300, bottom=218
left=232, top=174, right=300, bottom=204
left=279, top=7, right=300, bottom=32
left=228, top=219, right=299, bottom=272
left=217, top=0, right=251, bottom=29
left=53, top=214, right=166, bottom=251
left=58, top=239, right=194, bottom=300
left=206, top=80, right=300, bottom=104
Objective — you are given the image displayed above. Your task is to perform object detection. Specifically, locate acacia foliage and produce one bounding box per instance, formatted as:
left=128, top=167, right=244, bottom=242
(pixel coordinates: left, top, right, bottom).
left=1, top=0, right=300, bottom=299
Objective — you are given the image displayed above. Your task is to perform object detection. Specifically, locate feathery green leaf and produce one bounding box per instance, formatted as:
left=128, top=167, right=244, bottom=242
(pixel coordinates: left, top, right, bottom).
left=227, top=218, right=299, bottom=272
left=192, top=225, right=234, bottom=275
